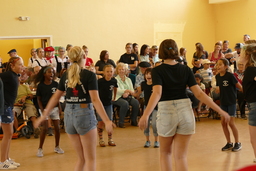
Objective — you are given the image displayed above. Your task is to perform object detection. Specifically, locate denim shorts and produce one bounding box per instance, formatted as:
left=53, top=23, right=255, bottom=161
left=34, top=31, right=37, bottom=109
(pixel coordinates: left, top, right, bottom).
left=248, top=102, right=256, bottom=126
left=97, top=105, right=113, bottom=121
left=220, top=104, right=236, bottom=117
left=39, top=107, right=60, bottom=120
left=157, top=98, right=195, bottom=137
left=1, top=106, right=14, bottom=124
left=64, top=103, right=97, bottom=135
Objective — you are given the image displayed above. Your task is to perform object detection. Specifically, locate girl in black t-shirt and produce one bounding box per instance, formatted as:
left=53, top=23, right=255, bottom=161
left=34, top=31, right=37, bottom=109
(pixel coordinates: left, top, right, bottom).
left=242, top=43, right=256, bottom=162
left=0, top=57, right=23, bottom=169
left=35, top=46, right=114, bottom=171
left=34, top=66, right=63, bottom=157
left=138, top=68, right=159, bottom=148
left=215, top=58, right=242, bottom=152
left=97, top=65, right=118, bottom=147
left=138, top=39, right=230, bottom=171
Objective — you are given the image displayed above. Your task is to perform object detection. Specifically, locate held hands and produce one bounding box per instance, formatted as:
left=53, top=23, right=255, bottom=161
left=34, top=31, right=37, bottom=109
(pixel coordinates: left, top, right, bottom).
left=34, top=110, right=47, bottom=128
left=34, top=116, right=45, bottom=128
left=220, top=111, right=230, bottom=123
left=122, top=92, right=129, bottom=98
left=104, top=120, right=116, bottom=134
left=138, top=115, right=149, bottom=131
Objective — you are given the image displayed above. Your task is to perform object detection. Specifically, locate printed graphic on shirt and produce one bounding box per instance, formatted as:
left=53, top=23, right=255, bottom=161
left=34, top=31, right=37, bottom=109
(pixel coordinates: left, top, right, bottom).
left=110, top=85, right=114, bottom=91
left=72, top=88, right=78, bottom=96
left=223, top=80, right=229, bottom=86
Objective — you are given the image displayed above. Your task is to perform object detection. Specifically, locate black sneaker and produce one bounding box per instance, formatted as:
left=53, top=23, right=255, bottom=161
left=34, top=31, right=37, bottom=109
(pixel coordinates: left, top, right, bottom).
left=221, top=143, right=233, bottom=151
left=232, top=142, right=242, bottom=152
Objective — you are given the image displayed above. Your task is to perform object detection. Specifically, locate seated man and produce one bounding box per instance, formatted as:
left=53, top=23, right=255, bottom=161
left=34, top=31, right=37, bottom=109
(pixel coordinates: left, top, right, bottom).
left=13, top=70, right=40, bottom=138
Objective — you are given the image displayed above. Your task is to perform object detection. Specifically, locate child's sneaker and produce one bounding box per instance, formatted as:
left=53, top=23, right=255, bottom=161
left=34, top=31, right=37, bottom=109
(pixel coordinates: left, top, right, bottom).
left=154, top=141, right=159, bottom=148
left=7, top=158, right=20, bottom=167
left=37, top=148, right=44, bottom=157
left=232, top=142, right=242, bottom=152
left=221, top=143, right=233, bottom=151
left=144, top=141, right=151, bottom=148
left=54, top=146, right=64, bottom=154
left=0, top=160, right=17, bottom=169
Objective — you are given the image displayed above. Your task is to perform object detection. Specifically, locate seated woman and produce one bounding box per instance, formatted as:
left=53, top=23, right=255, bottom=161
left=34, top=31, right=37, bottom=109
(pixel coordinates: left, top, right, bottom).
left=95, top=50, right=116, bottom=76
left=112, top=63, right=139, bottom=128
left=82, top=45, right=94, bottom=68
left=192, top=43, right=206, bottom=73
left=208, top=42, right=224, bottom=68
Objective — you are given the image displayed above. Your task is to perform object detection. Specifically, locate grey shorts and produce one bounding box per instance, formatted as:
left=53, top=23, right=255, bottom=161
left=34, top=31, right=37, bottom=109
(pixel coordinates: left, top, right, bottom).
left=64, top=103, right=97, bottom=135
left=157, top=98, right=195, bottom=137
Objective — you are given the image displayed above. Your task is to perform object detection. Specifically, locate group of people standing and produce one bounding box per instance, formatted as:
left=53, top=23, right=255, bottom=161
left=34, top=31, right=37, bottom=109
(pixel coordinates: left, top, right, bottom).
left=1, top=35, right=256, bottom=171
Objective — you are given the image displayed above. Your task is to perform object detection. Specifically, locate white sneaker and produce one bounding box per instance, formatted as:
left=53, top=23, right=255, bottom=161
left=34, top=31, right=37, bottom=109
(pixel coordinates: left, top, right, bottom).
left=7, top=159, right=20, bottom=167
left=0, top=160, right=17, bottom=170
left=54, top=146, right=64, bottom=154
left=37, top=148, right=43, bottom=157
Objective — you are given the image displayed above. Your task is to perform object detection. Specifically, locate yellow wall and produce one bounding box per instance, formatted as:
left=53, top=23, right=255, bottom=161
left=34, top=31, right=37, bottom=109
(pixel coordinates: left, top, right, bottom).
left=214, top=0, right=256, bottom=49
left=0, top=39, right=41, bottom=66
left=0, top=0, right=217, bottom=67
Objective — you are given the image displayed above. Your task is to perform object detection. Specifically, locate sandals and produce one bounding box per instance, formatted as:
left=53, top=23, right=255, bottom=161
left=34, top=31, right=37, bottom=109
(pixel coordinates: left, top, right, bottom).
left=108, top=139, right=116, bottom=146
left=99, top=139, right=106, bottom=147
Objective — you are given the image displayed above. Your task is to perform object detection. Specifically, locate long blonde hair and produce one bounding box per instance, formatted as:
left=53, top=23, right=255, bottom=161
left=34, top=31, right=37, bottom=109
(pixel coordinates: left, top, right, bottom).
left=67, top=46, right=84, bottom=88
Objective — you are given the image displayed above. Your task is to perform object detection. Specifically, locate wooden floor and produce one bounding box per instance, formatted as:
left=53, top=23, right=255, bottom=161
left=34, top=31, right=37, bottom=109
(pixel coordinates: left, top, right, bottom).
left=1, top=116, right=255, bottom=171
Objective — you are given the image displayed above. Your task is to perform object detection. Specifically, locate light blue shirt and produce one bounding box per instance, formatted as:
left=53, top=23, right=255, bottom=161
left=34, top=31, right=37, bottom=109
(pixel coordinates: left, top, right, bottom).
left=115, top=75, right=134, bottom=100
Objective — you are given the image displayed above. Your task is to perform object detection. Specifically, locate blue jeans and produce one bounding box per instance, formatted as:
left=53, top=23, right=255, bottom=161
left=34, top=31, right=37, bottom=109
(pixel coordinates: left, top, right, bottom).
left=97, top=104, right=113, bottom=121
left=112, top=97, right=139, bottom=125
left=144, top=107, right=158, bottom=137
left=248, top=102, right=256, bottom=126
left=64, top=103, right=97, bottom=135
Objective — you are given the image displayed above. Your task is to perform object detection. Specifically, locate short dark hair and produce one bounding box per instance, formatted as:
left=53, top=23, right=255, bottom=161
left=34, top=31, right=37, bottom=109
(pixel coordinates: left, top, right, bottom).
left=218, top=58, right=229, bottom=66
left=159, top=39, right=179, bottom=60
left=194, top=73, right=203, bottom=82
left=144, top=68, right=152, bottom=80
left=100, top=50, right=108, bottom=61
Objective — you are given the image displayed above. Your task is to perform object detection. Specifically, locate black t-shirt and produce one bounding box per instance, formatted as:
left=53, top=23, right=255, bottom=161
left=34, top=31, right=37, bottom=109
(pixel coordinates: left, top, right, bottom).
left=222, top=48, right=232, bottom=54
left=95, top=59, right=116, bottom=72
left=243, top=66, right=256, bottom=103
left=216, top=72, right=238, bottom=105
left=98, top=77, right=118, bottom=106
left=119, top=53, right=138, bottom=64
left=58, top=69, right=98, bottom=103
left=152, top=63, right=197, bottom=101
left=0, top=71, right=19, bottom=107
left=36, top=81, right=58, bottom=108
left=119, top=53, right=138, bottom=74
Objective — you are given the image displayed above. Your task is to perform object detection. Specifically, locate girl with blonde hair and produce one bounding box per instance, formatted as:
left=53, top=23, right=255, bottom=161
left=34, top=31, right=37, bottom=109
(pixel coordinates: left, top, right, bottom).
left=35, top=46, right=114, bottom=171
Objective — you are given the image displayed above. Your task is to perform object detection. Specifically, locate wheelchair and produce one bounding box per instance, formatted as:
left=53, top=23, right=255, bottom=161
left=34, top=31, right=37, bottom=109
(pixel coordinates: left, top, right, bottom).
left=14, top=103, right=34, bottom=139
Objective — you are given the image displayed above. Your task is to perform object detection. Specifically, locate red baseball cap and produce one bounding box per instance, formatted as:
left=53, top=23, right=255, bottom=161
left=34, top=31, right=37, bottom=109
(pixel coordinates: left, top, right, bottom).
left=44, top=46, right=55, bottom=52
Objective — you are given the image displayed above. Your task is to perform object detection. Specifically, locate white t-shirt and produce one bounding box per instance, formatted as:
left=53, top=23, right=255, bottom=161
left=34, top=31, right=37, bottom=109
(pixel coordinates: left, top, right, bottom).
left=51, top=56, right=69, bottom=69
left=31, top=57, right=49, bottom=67
left=27, top=56, right=37, bottom=67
